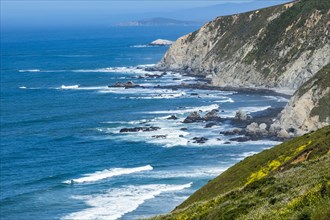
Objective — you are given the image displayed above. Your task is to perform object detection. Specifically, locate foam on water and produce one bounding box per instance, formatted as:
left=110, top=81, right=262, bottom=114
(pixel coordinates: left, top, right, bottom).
left=130, top=45, right=154, bottom=48
left=147, top=167, right=227, bottom=179
left=60, top=85, right=80, bottom=89
left=214, top=98, right=234, bottom=103
left=63, top=165, right=153, bottom=184
left=62, top=183, right=192, bottom=220
left=72, top=66, right=162, bottom=75
left=263, top=96, right=289, bottom=102
left=240, top=105, right=272, bottom=113
left=18, top=69, right=41, bottom=73
left=148, top=104, right=219, bottom=114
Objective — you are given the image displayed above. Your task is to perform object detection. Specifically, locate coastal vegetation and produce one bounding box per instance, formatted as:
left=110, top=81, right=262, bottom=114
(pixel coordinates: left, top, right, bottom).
left=149, top=126, right=330, bottom=219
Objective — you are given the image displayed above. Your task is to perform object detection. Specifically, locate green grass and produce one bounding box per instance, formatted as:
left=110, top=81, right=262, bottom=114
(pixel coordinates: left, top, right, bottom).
left=244, top=0, right=330, bottom=74
left=148, top=126, right=330, bottom=220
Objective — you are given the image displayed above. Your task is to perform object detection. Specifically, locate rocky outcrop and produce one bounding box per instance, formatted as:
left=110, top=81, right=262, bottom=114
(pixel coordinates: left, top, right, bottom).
left=271, top=64, right=330, bottom=136
left=234, top=110, right=252, bottom=121
left=157, top=0, right=330, bottom=90
left=183, top=111, right=203, bottom=123
left=183, top=109, right=221, bottom=123
left=204, top=109, right=220, bottom=121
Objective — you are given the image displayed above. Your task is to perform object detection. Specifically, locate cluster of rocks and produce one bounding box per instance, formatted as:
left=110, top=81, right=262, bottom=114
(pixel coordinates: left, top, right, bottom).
left=135, top=72, right=167, bottom=79
left=110, top=81, right=140, bottom=88
left=192, top=137, right=208, bottom=144
left=183, top=109, right=221, bottom=123
left=119, top=126, right=160, bottom=133
left=220, top=120, right=293, bottom=142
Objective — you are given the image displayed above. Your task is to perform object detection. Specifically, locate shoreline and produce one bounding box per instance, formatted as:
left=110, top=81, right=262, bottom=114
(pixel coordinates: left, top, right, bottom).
left=145, top=66, right=294, bottom=98
left=154, top=83, right=293, bottom=98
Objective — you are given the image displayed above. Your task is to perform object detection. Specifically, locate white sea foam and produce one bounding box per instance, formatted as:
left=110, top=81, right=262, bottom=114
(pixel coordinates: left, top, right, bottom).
left=63, top=165, right=153, bottom=184
left=123, top=92, right=186, bottom=100
left=62, top=183, right=192, bottom=220
left=240, top=105, right=272, bottom=113
left=148, top=104, right=219, bottom=115
left=214, top=98, right=234, bottom=103
left=149, top=167, right=227, bottom=179
left=60, top=85, right=80, bottom=89
left=130, top=45, right=153, bottom=48
left=19, top=86, right=27, bottom=89
left=73, top=66, right=162, bottom=75
left=99, top=88, right=186, bottom=100
left=18, top=69, right=40, bottom=73
left=263, top=96, right=289, bottom=102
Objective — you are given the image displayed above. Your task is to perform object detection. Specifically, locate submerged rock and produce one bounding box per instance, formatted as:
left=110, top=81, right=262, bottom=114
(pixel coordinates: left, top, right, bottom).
left=205, top=122, right=217, bottom=128
left=220, top=128, right=244, bottom=136
left=229, top=137, right=250, bottom=142
left=167, top=115, right=178, bottom=120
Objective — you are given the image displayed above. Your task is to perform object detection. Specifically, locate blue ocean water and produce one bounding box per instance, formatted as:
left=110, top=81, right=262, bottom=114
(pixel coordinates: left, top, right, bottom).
left=1, top=27, right=288, bottom=220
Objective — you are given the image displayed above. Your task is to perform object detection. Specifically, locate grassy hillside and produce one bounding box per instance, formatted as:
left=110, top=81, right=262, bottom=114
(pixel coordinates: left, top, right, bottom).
left=150, top=126, right=330, bottom=220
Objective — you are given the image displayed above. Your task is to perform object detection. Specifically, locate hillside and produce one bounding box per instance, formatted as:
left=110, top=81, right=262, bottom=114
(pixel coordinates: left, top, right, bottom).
left=149, top=126, right=330, bottom=220
left=157, top=0, right=330, bottom=90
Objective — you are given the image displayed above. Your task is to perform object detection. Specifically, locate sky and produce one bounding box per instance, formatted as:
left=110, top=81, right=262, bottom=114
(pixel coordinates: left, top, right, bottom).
left=1, top=0, right=292, bottom=30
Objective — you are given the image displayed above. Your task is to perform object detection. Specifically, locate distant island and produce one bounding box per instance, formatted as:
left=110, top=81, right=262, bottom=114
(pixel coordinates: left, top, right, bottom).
left=115, top=17, right=201, bottom=27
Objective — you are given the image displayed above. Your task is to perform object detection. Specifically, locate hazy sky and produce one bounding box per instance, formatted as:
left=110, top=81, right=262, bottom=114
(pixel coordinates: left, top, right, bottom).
left=1, top=0, right=292, bottom=30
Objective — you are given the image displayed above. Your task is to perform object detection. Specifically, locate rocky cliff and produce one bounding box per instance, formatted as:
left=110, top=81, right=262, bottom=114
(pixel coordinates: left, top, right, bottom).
left=157, top=0, right=330, bottom=90
left=271, top=63, right=330, bottom=136
left=158, top=0, right=330, bottom=135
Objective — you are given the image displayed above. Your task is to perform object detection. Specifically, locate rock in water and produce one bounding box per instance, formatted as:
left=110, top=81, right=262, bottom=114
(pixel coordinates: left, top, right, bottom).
left=204, top=109, right=220, bottom=121
left=124, top=81, right=136, bottom=88
left=192, top=137, right=208, bottom=144
left=183, top=111, right=203, bottom=123
left=205, top=122, right=217, bottom=128
left=120, top=126, right=160, bottom=133
left=234, top=110, right=251, bottom=121
left=167, top=115, right=178, bottom=120
left=149, top=39, right=173, bottom=46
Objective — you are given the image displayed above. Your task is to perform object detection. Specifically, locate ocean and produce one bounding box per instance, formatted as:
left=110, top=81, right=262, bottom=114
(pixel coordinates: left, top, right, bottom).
left=0, top=26, right=288, bottom=219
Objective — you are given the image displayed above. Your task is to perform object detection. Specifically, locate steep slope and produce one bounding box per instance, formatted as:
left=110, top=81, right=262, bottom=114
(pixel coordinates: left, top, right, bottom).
left=150, top=126, right=330, bottom=220
left=157, top=0, right=330, bottom=90
left=271, top=63, right=330, bottom=136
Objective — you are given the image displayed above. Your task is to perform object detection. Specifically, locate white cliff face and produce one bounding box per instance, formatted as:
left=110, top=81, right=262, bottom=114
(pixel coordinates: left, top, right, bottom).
left=272, top=87, right=329, bottom=136
left=158, top=2, right=330, bottom=90
left=271, top=64, right=330, bottom=136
